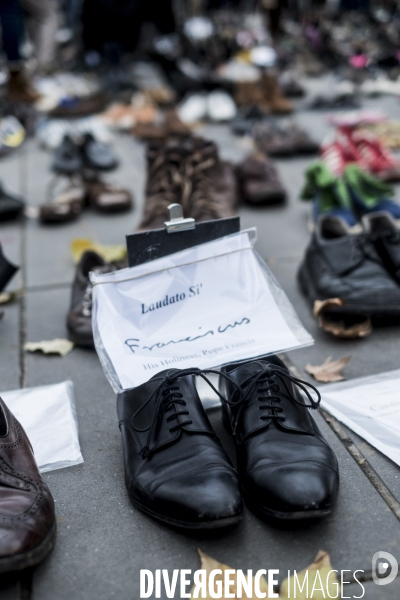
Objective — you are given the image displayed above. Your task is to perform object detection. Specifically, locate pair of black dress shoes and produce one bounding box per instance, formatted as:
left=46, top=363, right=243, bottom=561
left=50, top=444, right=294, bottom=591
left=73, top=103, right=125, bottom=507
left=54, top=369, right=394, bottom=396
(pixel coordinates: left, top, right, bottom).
left=117, top=355, right=339, bottom=529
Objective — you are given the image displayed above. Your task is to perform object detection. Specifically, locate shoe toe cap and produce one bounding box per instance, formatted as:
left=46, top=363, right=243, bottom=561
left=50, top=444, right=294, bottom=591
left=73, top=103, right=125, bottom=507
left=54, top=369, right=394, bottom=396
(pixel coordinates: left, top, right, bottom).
left=153, top=467, right=244, bottom=526
left=247, top=461, right=339, bottom=517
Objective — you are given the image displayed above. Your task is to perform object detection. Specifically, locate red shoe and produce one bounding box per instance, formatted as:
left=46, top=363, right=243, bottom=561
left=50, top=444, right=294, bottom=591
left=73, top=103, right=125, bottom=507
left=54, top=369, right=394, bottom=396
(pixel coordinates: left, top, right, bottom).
left=350, top=130, right=400, bottom=181
left=320, top=139, right=348, bottom=175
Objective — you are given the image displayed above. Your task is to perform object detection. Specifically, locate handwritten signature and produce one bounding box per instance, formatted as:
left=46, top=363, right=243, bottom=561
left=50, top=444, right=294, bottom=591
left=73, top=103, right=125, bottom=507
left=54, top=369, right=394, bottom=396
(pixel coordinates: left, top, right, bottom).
left=124, top=317, right=250, bottom=354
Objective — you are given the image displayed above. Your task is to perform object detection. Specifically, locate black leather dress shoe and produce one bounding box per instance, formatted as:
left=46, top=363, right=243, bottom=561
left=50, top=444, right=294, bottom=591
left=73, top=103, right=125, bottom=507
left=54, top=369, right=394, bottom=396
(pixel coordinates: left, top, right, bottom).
left=117, top=369, right=244, bottom=529
left=219, top=356, right=339, bottom=520
left=363, top=211, right=400, bottom=284
left=298, top=215, right=400, bottom=318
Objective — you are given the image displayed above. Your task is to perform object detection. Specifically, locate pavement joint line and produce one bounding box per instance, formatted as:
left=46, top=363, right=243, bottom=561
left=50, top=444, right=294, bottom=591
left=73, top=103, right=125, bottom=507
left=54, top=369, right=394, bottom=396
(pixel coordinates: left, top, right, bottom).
left=18, top=146, right=28, bottom=391
left=26, top=282, right=71, bottom=293
left=18, top=148, right=31, bottom=600
left=281, top=354, right=400, bottom=523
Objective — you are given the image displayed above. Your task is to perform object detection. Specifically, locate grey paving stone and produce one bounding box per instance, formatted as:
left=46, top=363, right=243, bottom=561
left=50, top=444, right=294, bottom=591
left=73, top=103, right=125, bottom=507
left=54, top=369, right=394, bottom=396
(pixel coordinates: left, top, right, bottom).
left=0, top=302, right=20, bottom=392
left=356, top=578, right=400, bottom=600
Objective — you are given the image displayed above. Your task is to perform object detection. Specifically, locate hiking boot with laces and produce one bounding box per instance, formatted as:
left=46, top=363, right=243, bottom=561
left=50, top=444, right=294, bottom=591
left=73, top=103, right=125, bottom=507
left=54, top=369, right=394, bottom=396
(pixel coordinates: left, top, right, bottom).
left=182, top=138, right=238, bottom=222
left=137, top=138, right=188, bottom=231
left=298, top=215, right=400, bottom=318
left=117, top=368, right=243, bottom=528
left=219, top=355, right=339, bottom=520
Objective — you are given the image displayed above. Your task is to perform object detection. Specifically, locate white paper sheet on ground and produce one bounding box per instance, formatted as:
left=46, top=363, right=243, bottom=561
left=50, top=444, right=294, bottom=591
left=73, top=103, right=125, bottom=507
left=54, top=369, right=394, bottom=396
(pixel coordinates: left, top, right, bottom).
left=92, top=230, right=313, bottom=392
left=1, top=381, right=83, bottom=473
left=321, top=369, right=400, bottom=466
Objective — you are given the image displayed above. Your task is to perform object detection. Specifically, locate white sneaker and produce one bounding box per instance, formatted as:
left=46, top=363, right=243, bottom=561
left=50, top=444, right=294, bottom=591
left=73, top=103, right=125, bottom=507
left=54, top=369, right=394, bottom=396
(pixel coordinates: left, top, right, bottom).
left=206, top=90, right=237, bottom=122
left=177, top=94, right=208, bottom=124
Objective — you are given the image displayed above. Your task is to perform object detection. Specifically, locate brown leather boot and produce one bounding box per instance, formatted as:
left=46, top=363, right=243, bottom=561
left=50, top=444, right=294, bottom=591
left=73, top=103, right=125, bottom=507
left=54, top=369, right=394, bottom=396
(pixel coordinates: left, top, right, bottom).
left=182, top=137, right=238, bottom=221
left=0, top=398, right=56, bottom=573
left=234, top=81, right=271, bottom=113
left=137, top=138, right=187, bottom=231
left=260, top=73, right=293, bottom=114
left=7, top=70, right=40, bottom=104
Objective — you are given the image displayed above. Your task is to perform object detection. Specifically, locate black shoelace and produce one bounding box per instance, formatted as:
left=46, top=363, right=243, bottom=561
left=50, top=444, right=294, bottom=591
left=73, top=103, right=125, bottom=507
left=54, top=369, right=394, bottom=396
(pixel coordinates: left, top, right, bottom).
left=351, top=234, right=382, bottom=268
left=131, top=368, right=242, bottom=460
left=222, top=364, right=321, bottom=437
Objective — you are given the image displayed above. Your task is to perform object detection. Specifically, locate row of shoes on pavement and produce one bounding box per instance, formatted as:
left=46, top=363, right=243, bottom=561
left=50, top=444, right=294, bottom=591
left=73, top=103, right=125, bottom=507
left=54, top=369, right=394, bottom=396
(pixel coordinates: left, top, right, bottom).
left=298, top=211, right=400, bottom=326
left=0, top=354, right=339, bottom=574
left=138, top=135, right=286, bottom=232
left=40, top=132, right=133, bottom=223
left=65, top=137, right=287, bottom=348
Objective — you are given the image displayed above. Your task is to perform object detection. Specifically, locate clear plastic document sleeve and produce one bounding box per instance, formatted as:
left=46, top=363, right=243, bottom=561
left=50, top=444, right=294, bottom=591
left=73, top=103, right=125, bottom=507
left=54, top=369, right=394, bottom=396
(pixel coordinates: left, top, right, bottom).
left=91, top=229, right=313, bottom=392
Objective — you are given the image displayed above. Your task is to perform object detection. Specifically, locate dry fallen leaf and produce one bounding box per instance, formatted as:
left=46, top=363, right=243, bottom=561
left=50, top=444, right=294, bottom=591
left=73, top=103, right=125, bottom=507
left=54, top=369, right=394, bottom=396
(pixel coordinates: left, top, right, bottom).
left=313, top=299, right=372, bottom=339
left=305, top=356, right=351, bottom=383
left=190, top=549, right=269, bottom=600
left=0, top=291, right=19, bottom=305
left=71, top=238, right=126, bottom=264
left=279, top=551, right=339, bottom=599
left=24, top=339, right=74, bottom=357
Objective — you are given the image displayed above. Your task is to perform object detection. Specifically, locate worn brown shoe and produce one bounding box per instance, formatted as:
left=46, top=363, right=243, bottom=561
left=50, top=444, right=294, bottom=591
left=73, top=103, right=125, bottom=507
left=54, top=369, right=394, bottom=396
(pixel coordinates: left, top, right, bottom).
left=40, top=176, right=86, bottom=224
left=137, top=138, right=187, bottom=230
left=234, top=81, right=271, bottom=114
left=182, top=138, right=238, bottom=221
left=0, top=398, right=56, bottom=573
left=66, top=250, right=106, bottom=348
left=84, top=175, right=134, bottom=213
left=7, top=70, right=40, bottom=104
left=236, top=154, right=286, bottom=206
left=260, top=73, right=293, bottom=115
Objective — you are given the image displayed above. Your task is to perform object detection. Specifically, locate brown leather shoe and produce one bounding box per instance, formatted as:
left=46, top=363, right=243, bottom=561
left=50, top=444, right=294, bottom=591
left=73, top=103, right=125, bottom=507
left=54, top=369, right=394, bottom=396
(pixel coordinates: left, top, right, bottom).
left=234, top=81, right=271, bottom=114
left=260, top=73, right=293, bottom=115
left=66, top=250, right=105, bottom=348
left=40, top=176, right=86, bottom=224
left=84, top=175, right=134, bottom=213
left=7, top=70, right=40, bottom=104
left=0, top=398, right=56, bottom=573
left=236, top=154, right=286, bottom=205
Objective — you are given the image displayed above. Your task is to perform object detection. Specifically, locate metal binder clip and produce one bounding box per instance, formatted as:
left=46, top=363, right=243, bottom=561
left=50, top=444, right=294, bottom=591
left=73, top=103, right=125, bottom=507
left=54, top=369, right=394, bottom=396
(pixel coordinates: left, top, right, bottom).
left=164, top=204, right=195, bottom=233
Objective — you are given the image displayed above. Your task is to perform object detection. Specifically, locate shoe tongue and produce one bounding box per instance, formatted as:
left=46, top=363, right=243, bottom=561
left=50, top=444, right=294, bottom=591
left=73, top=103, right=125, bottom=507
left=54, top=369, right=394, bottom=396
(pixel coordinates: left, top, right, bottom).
left=228, top=359, right=271, bottom=385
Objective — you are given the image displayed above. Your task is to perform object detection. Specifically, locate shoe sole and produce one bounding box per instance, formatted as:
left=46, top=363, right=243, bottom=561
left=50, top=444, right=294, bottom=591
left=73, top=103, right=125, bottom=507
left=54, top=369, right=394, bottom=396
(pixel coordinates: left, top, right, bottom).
left=0, top=521, right=56, bottom=574
left=221, top=406, right=332, bottom=521
left=241, top=487, right=332, bottom=521
left=128, top=493, right=244, bottom=530
left=298, top=261, right=400, bottom=318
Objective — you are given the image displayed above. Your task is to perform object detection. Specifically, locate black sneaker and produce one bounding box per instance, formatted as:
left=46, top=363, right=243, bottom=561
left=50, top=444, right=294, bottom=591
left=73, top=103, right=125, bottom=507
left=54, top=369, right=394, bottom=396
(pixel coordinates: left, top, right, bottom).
left=117, top=369, right=244, bottom=529
left=363, top=211, right=400, bottom=284
left=298, top=215, right=400, bottom=318
left=81, top=133, right=118, bottom=171
left=0, top=243, right=19, bottom=293
left=0, top=181, right=24, bottom=221
left=219, top=356, right=339, bottom=520
left=52, top=135, right=83, bottom=174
